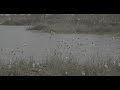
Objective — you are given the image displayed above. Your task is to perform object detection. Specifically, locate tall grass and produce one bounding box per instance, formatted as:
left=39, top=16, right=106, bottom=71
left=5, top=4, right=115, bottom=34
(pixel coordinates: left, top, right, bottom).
left=0, top=47, right=120, bottom=76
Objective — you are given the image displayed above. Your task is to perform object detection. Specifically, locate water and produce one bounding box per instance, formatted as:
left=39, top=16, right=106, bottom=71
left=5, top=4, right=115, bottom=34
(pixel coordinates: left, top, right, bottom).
left=0, top=25, right=120, bottom=64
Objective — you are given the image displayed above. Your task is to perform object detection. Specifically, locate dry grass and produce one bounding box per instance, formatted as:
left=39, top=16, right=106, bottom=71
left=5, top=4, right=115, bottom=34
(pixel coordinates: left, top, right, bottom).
left=0, top=48, right=120, bottom=76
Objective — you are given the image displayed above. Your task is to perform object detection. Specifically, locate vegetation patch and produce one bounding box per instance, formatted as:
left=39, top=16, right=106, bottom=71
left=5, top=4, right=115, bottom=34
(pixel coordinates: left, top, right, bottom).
left=27, top=24, right=56, bottom=33
left=28, top=23, right=120, bottom=34
left=0, top=48, right=120, bottom=76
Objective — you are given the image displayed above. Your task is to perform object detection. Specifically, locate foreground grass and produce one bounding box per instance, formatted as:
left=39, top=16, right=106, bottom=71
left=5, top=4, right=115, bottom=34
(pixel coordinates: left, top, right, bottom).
left=0, top=51, right=120, bottom=76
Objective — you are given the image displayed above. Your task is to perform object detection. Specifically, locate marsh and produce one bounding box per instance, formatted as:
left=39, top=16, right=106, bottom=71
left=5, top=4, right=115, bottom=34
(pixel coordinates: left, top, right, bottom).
left=0, top=14, right=120, bottom=76
left=0, top=25, right=119, bottom=62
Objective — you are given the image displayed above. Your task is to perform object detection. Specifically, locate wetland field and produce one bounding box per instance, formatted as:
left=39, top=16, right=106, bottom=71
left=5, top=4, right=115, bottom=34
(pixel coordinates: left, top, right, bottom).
left=0, top=14, right=120, bottom=76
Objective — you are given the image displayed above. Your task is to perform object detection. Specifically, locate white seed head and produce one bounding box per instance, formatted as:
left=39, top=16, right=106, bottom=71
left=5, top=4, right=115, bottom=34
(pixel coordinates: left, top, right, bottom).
left=113, top=60, right=116, bottom=65
left=8, top=65, right=11, bottom=69
left=32, top=63, right=35, bottom=68
left=38, top=69, right=41, bottom=72
left=65, top=57, right=69, bottom=59
left=65, top=72, right=68, bottom=75
left=112, top=37, right=115, bottom=40
left=104, top=64, right=108, bottom=68
left=81, top=71, right=85, bottom=75
left=23, top=44, right=27, bottom=46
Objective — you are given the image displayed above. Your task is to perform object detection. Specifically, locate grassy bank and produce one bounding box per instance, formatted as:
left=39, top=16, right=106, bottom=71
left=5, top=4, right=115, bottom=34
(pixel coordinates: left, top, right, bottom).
left=1, top=14, right=120, bottom=34
left=26, top=14, right=120, bottom=34
left=27, top=23, right=120, bottom=34
left=0, top=49, right=120, bottom=76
